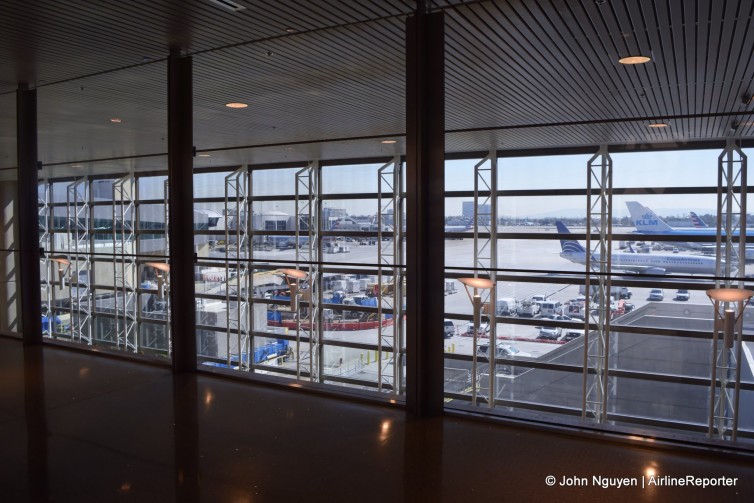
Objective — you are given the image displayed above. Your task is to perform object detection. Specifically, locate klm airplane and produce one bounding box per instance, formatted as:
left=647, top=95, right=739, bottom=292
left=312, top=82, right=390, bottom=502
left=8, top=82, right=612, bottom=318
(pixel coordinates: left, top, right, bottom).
left=626, top=201, right=739, bottom=237
left=626, top=201, right=754, bottom=259
left=556, top=221, right=720, bottom=275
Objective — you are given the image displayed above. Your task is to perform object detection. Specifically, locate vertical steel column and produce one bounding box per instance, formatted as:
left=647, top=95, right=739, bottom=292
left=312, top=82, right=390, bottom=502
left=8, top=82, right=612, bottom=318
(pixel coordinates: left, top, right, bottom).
left=582, top=146, right=613, bottom=422
left=378, top=156, right=404, bottom=393
left=168, top=48, right=196, bottom=372
left=710, top=139, right=747, bottom=439
left=67, top=178, right=91, bottom=345
left=295, top=161, right=321, bottom=381
left=405, top=9, right=445, bottom=417
left=112, top=174, right=137, bottom=351
left=162, top=179, right=172, bottom=354
left=471, top=151, right=497, bottom=407
left=224, top=167, right=250, bottom=369
left=17, top=84, right=42, bottom=345
left=39, top=180, right=51, bottom=335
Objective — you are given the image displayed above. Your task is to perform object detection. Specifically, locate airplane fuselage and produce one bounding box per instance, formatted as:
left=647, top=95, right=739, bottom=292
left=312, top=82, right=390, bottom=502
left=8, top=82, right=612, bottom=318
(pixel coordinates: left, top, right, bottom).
left=560, top=251, right=719, bottom=275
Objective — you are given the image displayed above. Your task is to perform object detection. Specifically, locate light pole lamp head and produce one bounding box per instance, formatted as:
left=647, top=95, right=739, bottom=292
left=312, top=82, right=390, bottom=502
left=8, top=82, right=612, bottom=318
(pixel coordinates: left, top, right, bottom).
left=459, top=277, right=494, bottom=328
left=278, top=268, right=308, bottom=281
left=458, top=277, right=494, bottom=303
left=706, top=288, right=754, bottom=349
left=278, top=269, right=308, bottom=310
left=706, top=288, right=754, bottom=303
left=50, top=257, right=71, bottom=288
left=145, top=262, right=170, bottom=299
left=145, top=262, right=170, bottom=273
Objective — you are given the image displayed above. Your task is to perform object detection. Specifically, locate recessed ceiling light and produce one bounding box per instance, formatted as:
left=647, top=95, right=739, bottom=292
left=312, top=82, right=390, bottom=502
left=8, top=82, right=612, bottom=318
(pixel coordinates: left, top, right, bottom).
left=197, top=154, right=211, bottom=157
left=647, top=122, right=668, bottom=128
left=209, top=0, right=246, bottom=12
left=619, top=55, right=651, bottom=65
left=225, top=102, right=248, bottom=108
left=381, top=140, right=397, bottom=144
left=110, top=118, right=122, bottom=123
left=285, top=27, right=297, bottom=33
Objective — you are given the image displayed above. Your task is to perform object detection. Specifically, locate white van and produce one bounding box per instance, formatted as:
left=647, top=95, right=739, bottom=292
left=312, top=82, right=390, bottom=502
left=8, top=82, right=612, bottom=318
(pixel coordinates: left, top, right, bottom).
left=443, top=319, right=455, bottom=338
left=496, top=297, right=519, bottom=316
left=539, top=300, right=563, bottom=317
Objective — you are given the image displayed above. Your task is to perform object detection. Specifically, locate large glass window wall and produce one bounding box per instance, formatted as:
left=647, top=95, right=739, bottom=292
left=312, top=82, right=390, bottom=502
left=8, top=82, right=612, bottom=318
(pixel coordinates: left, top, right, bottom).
left=193, top=159, right=406, bottom=397
left=38, top=167, right=172, bottom=358
left=443, top=147, right=754, bottom=444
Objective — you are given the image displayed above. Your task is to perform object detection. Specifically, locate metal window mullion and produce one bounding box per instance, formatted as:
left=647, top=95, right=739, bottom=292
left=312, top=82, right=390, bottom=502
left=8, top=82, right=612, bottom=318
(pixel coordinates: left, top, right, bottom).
left=39, top=180, right=51, bottom=337
left=583, top=146, right=612, bottom=422
left=471, top=151, right=496, bottom=407
left=248, top=166, right=255, bottom=374
left=488, top=152, right=498, bottom=409
left=711, top=140, right=748, bottom=440
left=378, top=156, right=402, bottom=393
left=163, top=179, right=171, bottom=354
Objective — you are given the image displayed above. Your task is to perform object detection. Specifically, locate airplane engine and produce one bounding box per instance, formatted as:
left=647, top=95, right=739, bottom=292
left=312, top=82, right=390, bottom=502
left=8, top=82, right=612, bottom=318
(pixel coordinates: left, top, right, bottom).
left=644, top=267, right=667, bottom=275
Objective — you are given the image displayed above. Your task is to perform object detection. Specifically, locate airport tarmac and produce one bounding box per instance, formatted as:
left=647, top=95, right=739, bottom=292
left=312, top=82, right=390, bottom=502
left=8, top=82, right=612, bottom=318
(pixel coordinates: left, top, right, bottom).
left=200, top=225, right=754, bottom=383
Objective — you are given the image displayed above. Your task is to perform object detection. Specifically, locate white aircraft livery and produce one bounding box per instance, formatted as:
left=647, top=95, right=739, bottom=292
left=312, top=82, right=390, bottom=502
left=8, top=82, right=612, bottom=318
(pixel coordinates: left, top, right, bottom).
left=556, top=221, right=720, bottom=275
left=626, top=201, right=739, bottom=237
left=626, top=201, right=754, bottom=259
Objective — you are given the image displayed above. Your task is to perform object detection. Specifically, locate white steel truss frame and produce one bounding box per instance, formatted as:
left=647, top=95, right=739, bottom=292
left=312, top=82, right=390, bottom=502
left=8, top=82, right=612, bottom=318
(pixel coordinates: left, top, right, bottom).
left=38, top=180, right=52, bottom=336
left=162, top=179, right=171, bottom=355
left=225, top=167, right=251, bottom=370
left=66, top=177, right=92, bottom=345
left=471, top=151, right=497, bottom=407
left=710, top=139, right=748, bottom=440
left=295, top=161, right=321, bottom=381
left=582, top=146, right=613, bottom=422
left=112, top=174, right=138, bottom=351
left=377, top=156, right=404, bottom=393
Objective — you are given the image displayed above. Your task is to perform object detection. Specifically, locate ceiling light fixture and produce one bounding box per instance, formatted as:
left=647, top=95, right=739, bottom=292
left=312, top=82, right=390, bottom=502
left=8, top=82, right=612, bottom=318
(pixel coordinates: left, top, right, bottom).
left=285, top=27, right=297, bottom=33
left=618, top=55, right=651, bottom=65
left=647, top=122, right=668, bottom=128
left=381, top=140, right=397, bottom=144
left=208, top=0, right=246, bottom=12
left=110, top=118, right=122, bottom=123
left=225, top=102, right=248, bottom=108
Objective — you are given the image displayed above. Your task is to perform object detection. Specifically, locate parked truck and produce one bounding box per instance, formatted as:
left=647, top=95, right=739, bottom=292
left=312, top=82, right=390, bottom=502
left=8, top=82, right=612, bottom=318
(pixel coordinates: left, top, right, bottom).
left=495, top=297, right=519, bottom=316
left=517, top=299, right=540, bottom=317
left=444, top=280, right=457, bottom=296
left=579, top=284, right=632, bottom=300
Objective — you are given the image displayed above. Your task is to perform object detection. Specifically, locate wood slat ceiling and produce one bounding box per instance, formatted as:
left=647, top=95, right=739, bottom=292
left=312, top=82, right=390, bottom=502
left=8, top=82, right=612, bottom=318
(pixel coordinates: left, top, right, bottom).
left=1, top=0, right=754, bottom=171
left=0, top=0, right=414, bottom=91
left=444, top=0, right=754, bottom=139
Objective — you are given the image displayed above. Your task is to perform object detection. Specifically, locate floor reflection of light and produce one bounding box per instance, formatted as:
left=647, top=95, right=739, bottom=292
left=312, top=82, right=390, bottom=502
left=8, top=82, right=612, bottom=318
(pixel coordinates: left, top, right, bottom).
left=380, top=419, right=392, bottom=443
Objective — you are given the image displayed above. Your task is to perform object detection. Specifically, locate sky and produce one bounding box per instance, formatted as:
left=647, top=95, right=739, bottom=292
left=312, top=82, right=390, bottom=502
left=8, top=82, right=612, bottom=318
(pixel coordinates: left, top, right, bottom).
left=134, top=147, right=750, bottom=219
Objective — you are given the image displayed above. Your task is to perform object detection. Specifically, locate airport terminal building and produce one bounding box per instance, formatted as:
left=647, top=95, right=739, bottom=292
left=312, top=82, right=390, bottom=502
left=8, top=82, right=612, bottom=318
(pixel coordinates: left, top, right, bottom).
left=1, top=1, right=754, bottom=501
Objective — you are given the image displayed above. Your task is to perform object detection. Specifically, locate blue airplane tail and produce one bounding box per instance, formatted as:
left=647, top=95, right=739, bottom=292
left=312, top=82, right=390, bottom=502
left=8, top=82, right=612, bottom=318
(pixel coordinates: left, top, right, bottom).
left=555, top=221, right=586, bottom=253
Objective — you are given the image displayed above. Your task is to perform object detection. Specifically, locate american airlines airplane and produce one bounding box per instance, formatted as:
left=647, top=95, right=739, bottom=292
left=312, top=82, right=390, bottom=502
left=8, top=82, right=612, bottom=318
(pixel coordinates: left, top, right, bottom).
left=689, top=212, right=709, bottom=228
left=556, top=221, right=720, bottom=275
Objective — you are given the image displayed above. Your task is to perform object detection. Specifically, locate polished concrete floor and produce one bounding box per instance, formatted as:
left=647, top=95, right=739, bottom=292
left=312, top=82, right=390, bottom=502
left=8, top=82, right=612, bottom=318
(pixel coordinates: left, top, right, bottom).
left=1, top=337, right=752, bottom=503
